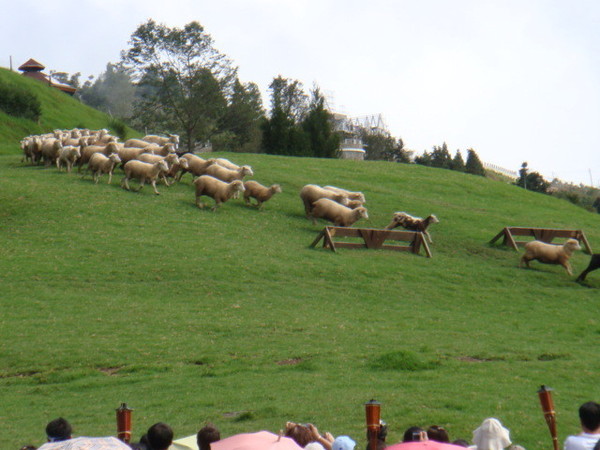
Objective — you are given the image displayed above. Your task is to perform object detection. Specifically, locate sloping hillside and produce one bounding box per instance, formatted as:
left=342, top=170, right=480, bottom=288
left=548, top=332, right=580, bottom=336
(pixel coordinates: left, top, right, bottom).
left=0, top=66, right=136, bottom=154
left=1, top=149, right=598, bottom=449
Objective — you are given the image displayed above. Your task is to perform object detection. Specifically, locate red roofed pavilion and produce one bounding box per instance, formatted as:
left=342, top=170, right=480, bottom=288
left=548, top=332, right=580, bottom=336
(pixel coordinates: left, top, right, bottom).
left=18, top=58, right=77, bottom=95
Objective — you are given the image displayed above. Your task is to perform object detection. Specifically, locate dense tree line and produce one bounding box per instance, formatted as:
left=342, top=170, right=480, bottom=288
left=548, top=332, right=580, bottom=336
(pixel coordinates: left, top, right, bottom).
left=414, top=142, right=485, bottom=176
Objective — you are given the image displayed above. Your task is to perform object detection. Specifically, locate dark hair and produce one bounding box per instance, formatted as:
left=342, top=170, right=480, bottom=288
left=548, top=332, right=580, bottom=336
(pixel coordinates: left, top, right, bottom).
left=20, top=446, right=37, bottom=450
left=427, top=425, right=450, bottom=443
left=147, top=423, right=173, bottom=450
left=46, top=417, right=72, bottom=442
left=285, top=423, right=313, bottom=447
left=579, top=402, right=600, bottom=431
left=364, top=421, right=388, bottom=450
left=403, top=426, right=424, bottom=442
left=197, top=424, right=221, bottom=450
left=452, top=439, right=470, bottom=447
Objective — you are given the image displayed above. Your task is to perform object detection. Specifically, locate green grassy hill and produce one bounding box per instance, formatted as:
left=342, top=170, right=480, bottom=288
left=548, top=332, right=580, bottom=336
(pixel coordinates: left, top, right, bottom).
left=0, top=67, right=136, bottom=154
left=1, top=146, right=599, bottom=449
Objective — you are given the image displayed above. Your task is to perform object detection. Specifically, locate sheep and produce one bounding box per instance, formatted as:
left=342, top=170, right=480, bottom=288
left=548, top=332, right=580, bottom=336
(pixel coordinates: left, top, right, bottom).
left=214, top=157, right=240, bottom=170
left=310, top=198, right=369, bottom=227
left=121, top=159, right=169, bottom=195
left=204, top=164, right=253, bottom=183
left=179, top=154, right=217, bottom=179
left=519, top=238, right=581, bottom=276
left=56, top=145, right=81, bottom=172
left=576, top=254, right=600, bottom=282
left=117, top=146, right=152, bottom=165
left=136, top=153, right=181, bottom=186
left=299, top=184, right=350, bottom=217
left=142, top=134, right=179, bottom=148
left=78, top=141, right=119, bottom=171
left=87, top=153, right=122, bottom=184
left=20, top=136, right=41, bottom=164
left=149, top=142, right=177, bottom=157
left=323, top=185, right=366, bottom=204
left=385, top=212, right=440, bottom=243
left=123, top=138, right=156, bottom=149
left=193, top=175, right=245, bottom=211
left=40, top=138, right=62, bottom=166
left=243, top=181, right=282, bottom=209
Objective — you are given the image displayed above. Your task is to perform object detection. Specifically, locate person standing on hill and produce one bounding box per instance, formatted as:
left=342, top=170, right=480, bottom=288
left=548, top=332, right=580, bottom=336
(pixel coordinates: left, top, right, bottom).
left=564, top=402, right=600, bottom=450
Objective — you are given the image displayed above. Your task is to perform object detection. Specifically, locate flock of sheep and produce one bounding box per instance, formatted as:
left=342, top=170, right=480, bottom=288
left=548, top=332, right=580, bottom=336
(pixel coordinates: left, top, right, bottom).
left=18, top=128, right=598, bottom=281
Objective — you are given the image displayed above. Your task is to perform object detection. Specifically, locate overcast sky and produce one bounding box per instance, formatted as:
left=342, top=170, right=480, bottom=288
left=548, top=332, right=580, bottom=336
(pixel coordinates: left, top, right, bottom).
left=3, top=0, right=600, bottom=185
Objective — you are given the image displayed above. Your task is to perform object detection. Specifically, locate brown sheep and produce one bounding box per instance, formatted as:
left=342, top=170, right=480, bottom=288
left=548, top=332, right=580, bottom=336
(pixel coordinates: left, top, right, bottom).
left=385, top=212, right=440, bottom=243
left=310, top=198, right=368, bottom=227
left=204, top=164, right=254, bottom=183
left=323, top=185, right=366, bottom=203
left=520, top=238, right=581, bottom=276
left=243, top=181, right=282, bottom=209
left=193, top=175, right=245, bottom=211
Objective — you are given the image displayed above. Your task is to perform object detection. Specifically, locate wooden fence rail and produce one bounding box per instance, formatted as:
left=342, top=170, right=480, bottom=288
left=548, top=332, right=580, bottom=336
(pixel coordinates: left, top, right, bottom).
left=310, top=226, right=432, bottom=257
left=489, top=226, right=593, bottom=254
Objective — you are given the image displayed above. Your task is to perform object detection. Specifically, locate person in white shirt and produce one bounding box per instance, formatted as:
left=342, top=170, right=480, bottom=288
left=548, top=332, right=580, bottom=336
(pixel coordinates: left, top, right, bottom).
left=564, top=402, right=600, bottom=450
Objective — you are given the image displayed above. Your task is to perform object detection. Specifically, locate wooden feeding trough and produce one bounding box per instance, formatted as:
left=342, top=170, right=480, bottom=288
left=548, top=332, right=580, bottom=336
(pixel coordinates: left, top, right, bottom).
left=310, top=226, right=432, bottom=257
left=489, top=226, right=593, bottom=254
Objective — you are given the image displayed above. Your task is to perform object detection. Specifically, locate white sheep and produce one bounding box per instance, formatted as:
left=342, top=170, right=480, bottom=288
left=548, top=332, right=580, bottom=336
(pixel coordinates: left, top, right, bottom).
left=243, top=181, right=282, bottom=209
left=142, top=134, right=179, bottom=148
left=21, top=136, right=41, bottom=164
left=87, top=153, right=122, bottom=184
left=136, top=153, right=181, bottom=186
left=40, top=138, right=62, bottom=166
left=123, top=138, right=156, bottom=149
left=323, top=185, right=366, bottom=204
left=520, top=238, right=581, bottom=276
left=193, top=175, right=246, bottom=210
left=121, top=159, right=169, bottom=195
left=117, top=146, right=151, bottom=165
left=204, top=164, right=253, bottom=183
left=179, top=154, right=217, bottom=179
left=299, top=184, right=350, bottom=217
left=310, top=198, right=369, bottom=227
left=78, top=142, right=120, bottom=171
left=56, top=145, right=81, bottom=172
left=214, top=157, right=240, bottom=170
left=385, top=212, right=440, bottom=243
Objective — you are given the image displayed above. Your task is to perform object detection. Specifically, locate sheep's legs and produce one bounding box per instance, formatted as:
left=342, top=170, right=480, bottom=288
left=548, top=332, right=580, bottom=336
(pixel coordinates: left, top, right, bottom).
left=107, top=172, right=113, bottom=184
left=121, top=177, right=131, bottom=191
left=151, top=180, right=160, bottom=195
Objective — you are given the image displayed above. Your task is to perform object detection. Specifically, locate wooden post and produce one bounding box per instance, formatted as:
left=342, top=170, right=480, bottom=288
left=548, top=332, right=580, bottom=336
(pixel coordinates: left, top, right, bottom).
left=538, top=386, right=559, bottom=450
left=365, top=400, right=381, bottom=450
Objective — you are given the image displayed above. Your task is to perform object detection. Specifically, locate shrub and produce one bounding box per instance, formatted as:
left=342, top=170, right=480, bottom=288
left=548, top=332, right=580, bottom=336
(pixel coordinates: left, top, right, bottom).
left=108, top=117, right=128, bottom=141
left=0, top=80, right=42, bottom=121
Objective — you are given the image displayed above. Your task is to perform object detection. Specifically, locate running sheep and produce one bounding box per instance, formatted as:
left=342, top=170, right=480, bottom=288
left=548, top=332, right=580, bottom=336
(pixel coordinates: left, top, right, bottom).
left=86, top=153, right=122, bottom=184
left=204, top=164, right=253, bottom=183
left=310, top=198, right=369, bottom=227
left=299, top=184, right=349, bottom=218
left=385, top=212, right=440, bottom=243
left=121, top=160, right=169, bottom=195
left=193, top=175, right=245, bottom=211
left=243, top=181, right=282, bottom=209
left=520, top=238, right=581, bottom=276
left=56, top=145, right=81, bottom=173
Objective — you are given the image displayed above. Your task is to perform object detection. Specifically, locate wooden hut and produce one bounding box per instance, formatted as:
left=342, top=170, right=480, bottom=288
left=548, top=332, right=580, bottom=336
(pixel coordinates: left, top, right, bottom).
left=18, top=58, right=77, bottom=95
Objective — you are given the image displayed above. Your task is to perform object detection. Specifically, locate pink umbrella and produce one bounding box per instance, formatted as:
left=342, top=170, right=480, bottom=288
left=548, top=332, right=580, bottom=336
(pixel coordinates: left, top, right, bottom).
left=386, top=442, right=464, bottom=450
left=38, top=436, right=131, bottom=450
left=211, top=431, right=303, bottom=450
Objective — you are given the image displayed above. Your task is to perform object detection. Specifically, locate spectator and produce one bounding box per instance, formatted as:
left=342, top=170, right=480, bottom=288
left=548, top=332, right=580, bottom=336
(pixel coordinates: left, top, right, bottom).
left=197, top=424, right=221, bottom=450
left=427, top=425, right=450, bottom=443
left=45, top=418, right=72, bottom=442
left=147, top=423, right=173, bottom=450
left=403, top=426, right=427, bottom=442
left=471, top=418, right=511, bottom=450
left=365, top=420, right=387, bottom=450
left=285, top=422, right=314, bottom=447
left=332, top=436, right=356, bottom=450
left=564, top=402, right=600, bottom=450
left=452, top=439, right=470, bottom=447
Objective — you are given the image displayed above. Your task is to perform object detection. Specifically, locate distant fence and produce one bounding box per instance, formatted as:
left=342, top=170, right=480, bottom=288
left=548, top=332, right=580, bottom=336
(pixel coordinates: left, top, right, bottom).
left=484, top=162, right=518, bottom=179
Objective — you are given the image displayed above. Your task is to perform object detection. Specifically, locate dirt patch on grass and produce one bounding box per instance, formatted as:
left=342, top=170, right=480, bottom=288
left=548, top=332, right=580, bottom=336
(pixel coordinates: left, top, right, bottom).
left=276, top=358, right=303, bottom=366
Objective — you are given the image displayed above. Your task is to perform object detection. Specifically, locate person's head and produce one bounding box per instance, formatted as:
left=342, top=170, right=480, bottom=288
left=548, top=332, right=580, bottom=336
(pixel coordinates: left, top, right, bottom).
left=579, top=402, right=600, bottom=432
left=427, top=425, right=450, bottom=443
left=472, top=418, right=511, bottom=450
left=285, top=422, right=313, bottom=447
left=403, top=426, right=425, bottom=442
left=46, top=417, right=72, bottom=442
left=147, top=422, right=173, bottom=450
left=332, top=436, right=356, bottom=450
left=197, top=424, right=221, bottom=450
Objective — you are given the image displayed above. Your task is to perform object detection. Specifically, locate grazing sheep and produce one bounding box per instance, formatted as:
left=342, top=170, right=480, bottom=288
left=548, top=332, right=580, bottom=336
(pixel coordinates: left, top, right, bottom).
left=310, top=198, right=369, bottom=227
left=179, top=154, right=217, bottom=179
left=323, top=185, right=366, bottom=203
left=520, top=238, right=581, bottom=276
left=214, top=157, right=240, bottom=170
left=204, top=164, right=253, bottom=183
left=121, top=160, right=169, bottom=195
left=193, top=175, right=245, bottom=210
left=56, top=145, right=81, bottom=172
left=243, top=181, right=282, bottom=209
left=299, top=184, right=350, bottom=217
left=576, top=254, right=600, bottom=282
left=385, top=212, right=440, bottom=243
left=123, top=138, right=156, bottom=149
left=87, top=153, right=122, bottom=184
left=136, top=153, right=181, bottom=185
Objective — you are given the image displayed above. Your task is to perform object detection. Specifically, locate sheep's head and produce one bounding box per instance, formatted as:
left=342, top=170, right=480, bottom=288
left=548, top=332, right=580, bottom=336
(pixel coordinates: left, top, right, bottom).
left=564, top=239, right=581, bottom=252
left=179, top=158, right=189, bottom=169
left=346, top=200, right=364, bottom=209
left=157, top=160, right=169, bottom=173
left=241, top=165, right=254, bottom=177
left=356, top=207, right=369, bottom=220
left=109, top=154, right=122, bottom=164
left=164, top=143, right=176, bottom=153
left=271, top=184, right=282, bottom=194
left=230, top=180, right=245, bottom=193
left=428, top=214, right=440, bottom=224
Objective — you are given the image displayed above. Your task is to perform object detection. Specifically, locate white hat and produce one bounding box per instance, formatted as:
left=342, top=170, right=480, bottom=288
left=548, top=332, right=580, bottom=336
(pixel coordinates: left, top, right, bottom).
left=472, top=418, right=511, bottom=450
left=332, top=436, right=356, bottom=450
left=304, top=443, right=326, bottom=450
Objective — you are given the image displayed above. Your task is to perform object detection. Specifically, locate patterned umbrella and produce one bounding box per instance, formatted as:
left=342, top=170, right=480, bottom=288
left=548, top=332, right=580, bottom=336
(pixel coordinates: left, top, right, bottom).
left=211, top=431, right=302, bottom=450
left=38, top=436, right=131, bottom=450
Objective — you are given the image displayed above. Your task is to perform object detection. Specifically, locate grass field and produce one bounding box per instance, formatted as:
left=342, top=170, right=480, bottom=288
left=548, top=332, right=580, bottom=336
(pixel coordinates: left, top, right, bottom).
left=1, top=148, right=599, bottom=449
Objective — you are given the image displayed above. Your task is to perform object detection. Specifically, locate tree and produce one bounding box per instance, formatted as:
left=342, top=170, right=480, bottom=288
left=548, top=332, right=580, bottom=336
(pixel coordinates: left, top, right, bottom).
left=516, top=162, right=549, bottom=193
left=122, top=20, right=235, bottom=152
left=451, top=150, right=466, bottom=172
left=465, top=148, right=485, bottom=176
left=414, top=150, right=432, bottom=166
left=301, top=86, right=340, bottom=158
left=430, top=142, right=452, bottom=169
left=78, top=63, right=137, bottom=119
